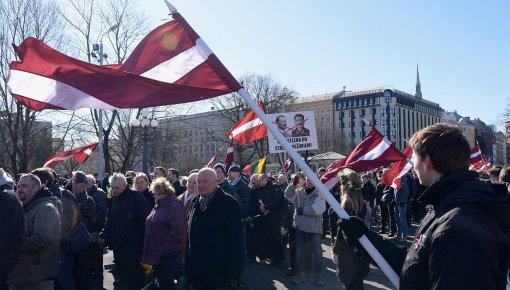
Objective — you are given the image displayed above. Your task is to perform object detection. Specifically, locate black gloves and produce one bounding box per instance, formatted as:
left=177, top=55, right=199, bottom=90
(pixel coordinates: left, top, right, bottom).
left=338, top=216, right=368, bottom=244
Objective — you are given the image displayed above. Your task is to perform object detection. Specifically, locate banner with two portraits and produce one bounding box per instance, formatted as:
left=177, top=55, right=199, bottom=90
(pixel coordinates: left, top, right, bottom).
left=267, top=111, right=318, bottom=153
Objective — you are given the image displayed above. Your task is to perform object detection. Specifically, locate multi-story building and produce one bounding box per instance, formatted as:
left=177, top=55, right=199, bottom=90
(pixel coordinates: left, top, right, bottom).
left=332, top=69, right=443, bottom=151
left=442, top=111, right=476, bottom=148
left=292, top=92, right=336, bottom=153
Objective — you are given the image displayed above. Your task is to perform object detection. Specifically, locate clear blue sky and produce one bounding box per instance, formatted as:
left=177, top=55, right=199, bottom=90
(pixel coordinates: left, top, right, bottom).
left=141, top=0, right=510, bottom=131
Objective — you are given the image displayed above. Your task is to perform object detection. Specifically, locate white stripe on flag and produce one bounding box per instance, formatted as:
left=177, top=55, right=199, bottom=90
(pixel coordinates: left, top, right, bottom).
left=226, top=146, right=234, bottom=153
left=141, top=38, right=212, bottom=83
left=43, top=156, right=74, bottom=167
left=324, top=176, right=340, bottom=191
left=470, top=151, right=481, bottom=158
left=231, top=118, right=264, bottom=137
left=391, top=162, right=413, bottom=189
left=84, top=149, right=93, bottom=155
left=357, top=139, right=391, bottom=161
left=8, top=70, right=118, bottom=110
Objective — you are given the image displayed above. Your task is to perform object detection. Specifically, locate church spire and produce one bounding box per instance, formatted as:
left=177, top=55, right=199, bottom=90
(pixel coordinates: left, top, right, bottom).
left=415, top=63, right=422, bottom=99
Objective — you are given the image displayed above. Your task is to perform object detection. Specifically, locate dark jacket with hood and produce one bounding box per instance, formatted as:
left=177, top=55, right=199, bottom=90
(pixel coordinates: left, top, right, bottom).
left=0, top=186, right=24, bottom=281
left=361, top=170, right=510, bottom=290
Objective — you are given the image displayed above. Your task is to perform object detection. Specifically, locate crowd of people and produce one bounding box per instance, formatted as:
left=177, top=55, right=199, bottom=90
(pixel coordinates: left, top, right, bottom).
left=1, top=123, right=510, bottom=290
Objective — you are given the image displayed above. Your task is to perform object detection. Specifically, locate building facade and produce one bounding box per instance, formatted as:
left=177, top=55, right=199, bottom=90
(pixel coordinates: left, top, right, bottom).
left=333, top=86, right=443, bottom=150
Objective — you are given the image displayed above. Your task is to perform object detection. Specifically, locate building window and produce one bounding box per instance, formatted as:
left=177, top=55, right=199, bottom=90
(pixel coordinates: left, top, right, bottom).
left=385, top=96, right=392, bottom=103
left=320, top=116, right=325, bottom=124
left=350, top=110, right=356, bottom=118
left=363, top=99, right=367, bottom=106
left=327, top=116, right=331, bottom=123
left=374, top=97, right=380, bottom=105
left=390, top=108, right=396, bottom=116
left=371, top=108, right=377, bottom=115
left=390, top=130, right=396, bottom=137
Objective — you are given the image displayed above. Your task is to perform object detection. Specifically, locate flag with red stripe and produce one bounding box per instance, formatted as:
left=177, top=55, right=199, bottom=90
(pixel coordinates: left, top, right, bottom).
left=320, top=128, right=406, bottom=190
left=8, top=11, right=242, bottom=111
left=380, top=146, right=413, bottom=189
left=206, top=145, right=224, bottom=168
left=469, top=142, right=483, bottom=165
left=43, top=143, right=98, bottom=168
left=224, top=141, right=234, bottom=170
left=283, top=158, right=293, bottom=173
left=227, top=102, right=268, bottom=145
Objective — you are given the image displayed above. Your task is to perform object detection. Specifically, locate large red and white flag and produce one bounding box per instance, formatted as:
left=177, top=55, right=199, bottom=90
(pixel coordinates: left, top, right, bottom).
left=380, top=146, right=413, bottom=189
left=469, top=142, right=483, bottom=165
left=8, top=11, right=242, bottom=111
left=43, top=143, right=98, bottom=168
left=320, top=129, right=406, bottom=190
left=224, top=140, right=234, bottom=170
left=226, top=102, right=268, bottom=145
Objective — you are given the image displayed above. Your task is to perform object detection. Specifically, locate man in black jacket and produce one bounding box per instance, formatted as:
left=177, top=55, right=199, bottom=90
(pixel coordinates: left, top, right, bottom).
left=168, top=168, right=186, bottom=196
left=339, top=123, right=510, bottom=289
left=186, top=168, right=242, bottom=290
left=0, top=169, right=23, bottom=290
left=99, top=173, right=150, bottom=290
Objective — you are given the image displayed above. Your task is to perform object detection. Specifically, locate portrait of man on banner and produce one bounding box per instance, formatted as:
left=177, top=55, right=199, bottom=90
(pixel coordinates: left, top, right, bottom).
left=291, top=113, right=310, bottom=137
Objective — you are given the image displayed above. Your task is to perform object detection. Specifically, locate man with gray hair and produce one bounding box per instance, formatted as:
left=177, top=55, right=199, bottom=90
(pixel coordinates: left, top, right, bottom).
left=185, top=168, right=242, bottom=290
left=99, top=173, right=150, bottom=290
left=8, top=174, right=61, bottom=290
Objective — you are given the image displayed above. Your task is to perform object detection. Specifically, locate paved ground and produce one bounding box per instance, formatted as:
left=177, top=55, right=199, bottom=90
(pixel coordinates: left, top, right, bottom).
left=103, top=231, right=409, bottom=290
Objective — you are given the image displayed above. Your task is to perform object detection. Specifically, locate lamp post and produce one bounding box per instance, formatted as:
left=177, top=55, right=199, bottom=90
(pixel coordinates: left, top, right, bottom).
left=131, top=109, right=159, bottom=174
left=92, top=24, right=118, bottom=182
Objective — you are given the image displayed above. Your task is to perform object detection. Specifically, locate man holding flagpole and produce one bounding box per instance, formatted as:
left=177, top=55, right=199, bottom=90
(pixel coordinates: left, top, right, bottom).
left=337, top=123, right=510, bottom=289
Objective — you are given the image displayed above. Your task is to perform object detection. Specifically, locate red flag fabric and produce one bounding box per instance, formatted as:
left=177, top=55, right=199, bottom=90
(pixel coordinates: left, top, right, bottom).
left=206, top=145, right=224, bottom=168
left=380, top=146, right=413, bottom=189
left=43, top=143, right=98, bottom=168
left=469, top=142, right=483, bottom=165
left=283, top=158, right=293, bottom=173
left=226, top=102, right=268, bottom=145
left=8, top=12, right=242, bottom=111
left=224, top=141, right=234, bottom=170
left=320, top=128, right=406, bottom=190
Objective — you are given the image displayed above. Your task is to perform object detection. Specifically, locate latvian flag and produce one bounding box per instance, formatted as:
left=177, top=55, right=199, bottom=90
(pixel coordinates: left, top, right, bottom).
left=380, top=146, right=413, bottom=190
left=227, top=102, right=268, bottom=145
left=243, top=156, right=267, bottom=176
left=469, top=142, right=483, bottom=165
left=320, top=128, right=406, bottom=190
left=43, top=143, right=98, bottom=168
left=8, top=8, right=242, bottom=111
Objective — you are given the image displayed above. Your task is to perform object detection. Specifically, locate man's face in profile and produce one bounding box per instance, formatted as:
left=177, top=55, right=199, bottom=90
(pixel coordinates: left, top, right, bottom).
left=276, top=117, right=287, bottom=130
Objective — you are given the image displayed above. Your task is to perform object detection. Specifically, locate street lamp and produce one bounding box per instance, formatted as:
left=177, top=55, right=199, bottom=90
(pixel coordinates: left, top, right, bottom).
left=131, top=109, right=159, bottom=174
left=92, top=24, right=118, bottom=182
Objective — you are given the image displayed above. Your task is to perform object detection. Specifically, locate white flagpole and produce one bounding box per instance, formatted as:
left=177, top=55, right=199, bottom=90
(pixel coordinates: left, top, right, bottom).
left=238, top=88, right=400, bottom=288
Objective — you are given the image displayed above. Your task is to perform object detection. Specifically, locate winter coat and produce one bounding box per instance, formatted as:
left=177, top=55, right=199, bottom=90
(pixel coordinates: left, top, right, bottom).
left=140, top=188, right=155, bottom=209
left=185, top=187, right=242, bottom=288
left=394, top=176, right=410, bottom=204
left=284, top=184, right=326, bottom=234
left=88, top=185, right=108, bottom=233
left=231, top=178, right=251, bottom=218
left=258, top=182, right=284, bottom=224
left=0, top=189, right=24, bottom=280
left=75, top=191, right=97, bottom=233
left=172, top=180, right=186, bottom=197
left=142, top=195, right=185, bottom=265
left=363, top=170, right=510, bottom=290
left=50, top=183, right=78, bottom=238
left=7, top=189, right=60, bottom=284
left=100, top=187, right=150, bottom=263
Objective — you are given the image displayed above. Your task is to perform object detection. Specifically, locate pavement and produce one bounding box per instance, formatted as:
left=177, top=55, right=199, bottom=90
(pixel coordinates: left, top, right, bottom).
left=102, top=227, right=411, bottom=290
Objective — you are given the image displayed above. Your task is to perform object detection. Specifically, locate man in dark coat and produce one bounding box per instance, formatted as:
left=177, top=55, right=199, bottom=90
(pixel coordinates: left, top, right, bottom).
left=185, top=168, right=242, bottom=290
left=338, top=124, right=510, bottom=290
left=257, top=174, right=285, bottom=266
left=0, top=169, right=23, bottom=290
left=228, top=165, right=251, bottom=219
left=86, top=174, right=107, bottom=288
left=168, top=168, right=186, bottom=196
left=100, top=173, right=150, bottom=290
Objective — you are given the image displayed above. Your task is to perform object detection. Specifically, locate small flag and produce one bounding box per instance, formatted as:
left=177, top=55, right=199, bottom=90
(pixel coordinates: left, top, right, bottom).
left=206, top=145, right=224, bottom=168
left=227, top=102, right=268, bottom=145
left=243, top=156, right=267, bottom=176
left=380, top=146, right=413, bottom=189
left=224, top=140, right=234, bottom=170
left=469, top=142, right=483, bottom=165
left=283, top=158, right=293, bottom=173
left=43, top=143, right=98, bottom=168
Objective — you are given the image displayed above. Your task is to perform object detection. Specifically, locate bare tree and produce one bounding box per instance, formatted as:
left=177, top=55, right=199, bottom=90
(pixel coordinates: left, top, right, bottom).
left=0, top=0, right=69, bottom=175
left=209, top=73, right=297, bottom=168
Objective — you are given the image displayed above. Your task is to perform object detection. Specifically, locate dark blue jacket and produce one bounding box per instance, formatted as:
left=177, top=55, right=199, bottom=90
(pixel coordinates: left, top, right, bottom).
left=100, top=187, right=150, bottom=263
left=185, top=187, right=242, bottom=288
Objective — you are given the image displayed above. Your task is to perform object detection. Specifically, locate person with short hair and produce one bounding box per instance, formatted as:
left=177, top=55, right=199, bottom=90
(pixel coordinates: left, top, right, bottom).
left=99, top=173, right=150, bottom=290
left=338, top=123, right=510, bottom=289
left=185, top=168, right=242, bottom=290
left=167, top=168, right=186, bottom=196
left=134, top=173, right=155, bottom=209
left=153, top=167, right=167, bottom=179
left=142, top=177, right=185, bottom=290
left=291, top=113, right=310, bottom=137
left=8, top=174, right=61, bottom=290
left=275, top=115, right=291, bottom=137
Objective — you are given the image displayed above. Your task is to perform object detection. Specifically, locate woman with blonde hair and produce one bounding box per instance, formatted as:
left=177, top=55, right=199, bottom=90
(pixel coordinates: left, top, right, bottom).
left=142, top=177, right=185, bottom=290
left=332, top=169, right=369, bottom=290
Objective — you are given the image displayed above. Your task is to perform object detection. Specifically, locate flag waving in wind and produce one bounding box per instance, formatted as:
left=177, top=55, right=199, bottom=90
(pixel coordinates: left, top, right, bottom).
left=380, top=146, right=413, bottom=189
left=224, top=140, right=234, bottom=170
left=227, top=102, right=268, bottom=144
left=320, top=128, right=406, bottom=190
left=43, top=143, right=98, bottom=168
left=243, top=156, right=267, bottom=176
left=8, top=10, right=242, bottom=111
left=469, top=141, right=483, bottom=165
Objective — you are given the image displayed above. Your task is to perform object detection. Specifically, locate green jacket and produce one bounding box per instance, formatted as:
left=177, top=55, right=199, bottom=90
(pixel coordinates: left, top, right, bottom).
left=7, top=189, right=61, bottom=283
